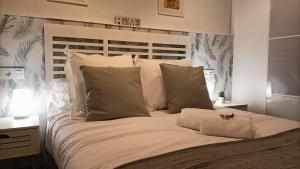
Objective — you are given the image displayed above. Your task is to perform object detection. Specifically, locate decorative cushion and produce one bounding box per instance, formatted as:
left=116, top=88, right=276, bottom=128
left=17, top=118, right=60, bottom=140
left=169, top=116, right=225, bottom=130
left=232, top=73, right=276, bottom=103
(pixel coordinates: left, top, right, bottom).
left=159, top=64, right=214, bottom=113
left=80, top=66, right=149, bottom=121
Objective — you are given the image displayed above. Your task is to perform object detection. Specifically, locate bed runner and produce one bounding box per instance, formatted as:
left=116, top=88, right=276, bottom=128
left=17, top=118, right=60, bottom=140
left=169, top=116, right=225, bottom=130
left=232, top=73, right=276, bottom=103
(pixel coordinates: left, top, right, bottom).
left=116, top=128, right=300, bottom=169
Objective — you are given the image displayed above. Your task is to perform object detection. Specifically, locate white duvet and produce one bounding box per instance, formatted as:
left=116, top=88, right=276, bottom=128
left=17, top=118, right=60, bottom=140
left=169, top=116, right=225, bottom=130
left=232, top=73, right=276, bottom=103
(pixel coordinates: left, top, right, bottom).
left=46, top=109, right=300, bottom=169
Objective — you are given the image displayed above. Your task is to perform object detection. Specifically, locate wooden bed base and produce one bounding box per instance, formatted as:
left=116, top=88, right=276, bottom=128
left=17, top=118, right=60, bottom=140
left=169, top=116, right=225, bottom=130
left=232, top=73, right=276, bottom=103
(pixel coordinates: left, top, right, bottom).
left=45, top=150, right=58, bottom=169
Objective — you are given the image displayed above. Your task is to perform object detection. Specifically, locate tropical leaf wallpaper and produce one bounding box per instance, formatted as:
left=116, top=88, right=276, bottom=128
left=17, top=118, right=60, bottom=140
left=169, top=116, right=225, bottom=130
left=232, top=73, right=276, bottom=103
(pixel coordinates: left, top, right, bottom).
left=190, top=33, right=233, bottom=100
left=0, top=14, right=233, bottom=117
left=0, top=15, right=44, bottom=117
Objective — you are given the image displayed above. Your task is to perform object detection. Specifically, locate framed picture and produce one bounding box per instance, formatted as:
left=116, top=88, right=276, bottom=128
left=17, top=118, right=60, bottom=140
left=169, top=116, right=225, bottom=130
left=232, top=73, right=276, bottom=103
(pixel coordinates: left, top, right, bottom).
left=47, top=0, right=88, bottom=6
left=158, top=0, right=184, bottom=17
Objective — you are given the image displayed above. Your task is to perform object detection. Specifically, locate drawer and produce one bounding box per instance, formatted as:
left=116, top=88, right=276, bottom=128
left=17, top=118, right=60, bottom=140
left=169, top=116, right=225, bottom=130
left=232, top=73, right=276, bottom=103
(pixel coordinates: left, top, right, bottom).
left=0, top=128, right=40, bottom=159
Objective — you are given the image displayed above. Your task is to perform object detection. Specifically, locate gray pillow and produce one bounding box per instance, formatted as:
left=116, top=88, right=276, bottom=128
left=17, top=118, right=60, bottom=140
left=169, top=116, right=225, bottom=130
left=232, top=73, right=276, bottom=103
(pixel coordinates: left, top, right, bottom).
left=160, top=64, right=214, bottom=113
left=80, top=66, right=149, bottom=121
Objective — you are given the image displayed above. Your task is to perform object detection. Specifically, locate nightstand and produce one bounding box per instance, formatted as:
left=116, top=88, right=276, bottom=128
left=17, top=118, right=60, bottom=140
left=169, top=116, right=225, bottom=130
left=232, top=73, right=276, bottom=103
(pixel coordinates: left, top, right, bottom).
left=0, top=115, right=40, bottom=169
left=214, top=101, right=248, bottom=111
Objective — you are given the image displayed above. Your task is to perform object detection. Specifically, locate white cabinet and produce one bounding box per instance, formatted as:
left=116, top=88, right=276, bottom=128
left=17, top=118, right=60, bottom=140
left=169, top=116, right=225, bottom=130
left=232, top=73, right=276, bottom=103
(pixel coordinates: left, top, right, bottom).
left=0, top=116, right=40, bottom=163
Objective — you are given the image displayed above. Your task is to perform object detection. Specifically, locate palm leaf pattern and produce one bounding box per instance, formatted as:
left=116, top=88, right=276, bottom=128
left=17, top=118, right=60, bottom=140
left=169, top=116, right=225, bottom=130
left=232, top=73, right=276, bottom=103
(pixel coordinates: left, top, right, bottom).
left=0, top=15, right=16, bottom=35
left=191, top=33, right=233, bottom=99
left=24, top=65, right=32, bottom=80
left=194, top=33, right=202, bottom=51
left=211, top=36, right=218, bottom=47
left=0, top=79, right=6, bottom=87
left=213, top=73, right=219, bottom=97
left=8, top=79, right=17, bottom=89
left=0, top=79, right=17, bottom=117
left=40, top=54, right=46, bottom=81
left=33, top=73, right=40, bottom=96
left=14, top=35, right=41, bottom=66
left=0, top=15, right=16, bottom=57
left=218, top=36, right=227, bottom=49
left=229, top=54, right=233, bottom=77
left=13, top=17, right=34, bottom=39
left=190, top=45, right=195, bottom=61
left=204, top=34, right=216, bottom=60
left=217, top=45, right=232, bottom=78
left=0, top=45, right=9, bottom=56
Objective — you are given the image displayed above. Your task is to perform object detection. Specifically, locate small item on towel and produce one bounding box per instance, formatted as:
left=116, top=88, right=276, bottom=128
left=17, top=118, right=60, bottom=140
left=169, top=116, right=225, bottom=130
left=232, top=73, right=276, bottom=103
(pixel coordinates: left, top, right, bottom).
left=200, top=112, right=255, bottom=139
left=220, top=113, right=235, bottom=120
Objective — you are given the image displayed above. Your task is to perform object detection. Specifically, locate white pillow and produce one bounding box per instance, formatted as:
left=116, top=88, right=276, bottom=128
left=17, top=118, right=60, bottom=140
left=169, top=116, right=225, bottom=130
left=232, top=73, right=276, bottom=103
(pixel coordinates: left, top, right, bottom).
left=65, top=51, right=134, bottom=118
left=135, top=58, right=192, bottom=111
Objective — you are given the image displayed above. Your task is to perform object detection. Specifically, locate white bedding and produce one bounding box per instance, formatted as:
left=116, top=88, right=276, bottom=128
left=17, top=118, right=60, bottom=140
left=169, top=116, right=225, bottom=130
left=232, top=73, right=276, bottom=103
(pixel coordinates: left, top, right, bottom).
left=46, top=108, right=300, bottom=169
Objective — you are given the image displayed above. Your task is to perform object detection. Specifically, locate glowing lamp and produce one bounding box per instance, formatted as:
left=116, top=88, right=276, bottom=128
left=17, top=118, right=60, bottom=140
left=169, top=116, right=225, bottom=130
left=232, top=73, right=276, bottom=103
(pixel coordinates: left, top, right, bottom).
left=11, top=89, right=34, bottom=119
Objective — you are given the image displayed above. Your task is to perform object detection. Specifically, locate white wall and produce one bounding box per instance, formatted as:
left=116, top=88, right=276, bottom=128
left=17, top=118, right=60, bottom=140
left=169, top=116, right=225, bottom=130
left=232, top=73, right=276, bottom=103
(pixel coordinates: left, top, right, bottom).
left=0, top=0, right=232, bottom=35
left=231, top=0, right=270, bottom=114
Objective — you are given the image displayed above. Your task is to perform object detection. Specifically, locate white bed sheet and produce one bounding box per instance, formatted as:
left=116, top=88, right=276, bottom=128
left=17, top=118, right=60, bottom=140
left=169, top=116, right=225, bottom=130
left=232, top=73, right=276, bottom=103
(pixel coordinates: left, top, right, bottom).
left=46, top=109, right=300, bottom=169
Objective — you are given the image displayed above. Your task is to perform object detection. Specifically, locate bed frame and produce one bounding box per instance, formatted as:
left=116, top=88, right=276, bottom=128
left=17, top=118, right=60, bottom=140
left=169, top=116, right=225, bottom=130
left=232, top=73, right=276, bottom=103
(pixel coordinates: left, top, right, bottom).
left=44, top=23, right=191, bottom=82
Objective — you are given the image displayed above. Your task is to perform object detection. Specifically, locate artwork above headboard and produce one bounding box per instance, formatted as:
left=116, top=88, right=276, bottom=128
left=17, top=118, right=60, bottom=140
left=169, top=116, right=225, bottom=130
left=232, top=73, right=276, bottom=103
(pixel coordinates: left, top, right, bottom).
left=44, top=23, right=191, bottom=82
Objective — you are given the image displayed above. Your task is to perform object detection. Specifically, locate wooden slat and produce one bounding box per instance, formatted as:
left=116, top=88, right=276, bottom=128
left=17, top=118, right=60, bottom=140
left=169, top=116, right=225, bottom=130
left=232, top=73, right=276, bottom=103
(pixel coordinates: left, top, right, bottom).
left=53, top=67, right=64, bottom=71
left=53, top=63, right=65, bottom=67
left=53, top=44, right=103, bottom=50
left=108, top=47, right=148, bottom=53
left=52, top=36, right=103, bottom=43
left=53, top=41, right=103, bottom=47
left=54, top=49, right=103, bottom=53
left=53, top=71, right=65, bottom=74
left=0, top=136, right=30, bottom=144
left=153, top=56, right=185, bottom=60
left=54, top=74, right=66, bottom=79
left=107, top=51, right=149, bottom=56
left=152, top=47, right=186, bottom=51
left=108, top=44, right=150, bottom=49
left=0, top=140, right=30, bottom=150
left=108, top=40, right=148, bottom=46
left=152, top=43, right=186, bottom=48
left=53, top=51, right=66, bottom=56
left=53, top=56, right=67, bottom=60
left=152, top=53, right=187, bottom=57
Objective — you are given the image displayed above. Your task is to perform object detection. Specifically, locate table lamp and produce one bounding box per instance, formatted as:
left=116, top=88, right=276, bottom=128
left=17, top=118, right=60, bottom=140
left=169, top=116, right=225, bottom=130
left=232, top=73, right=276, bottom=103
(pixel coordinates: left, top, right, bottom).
left=11, top=89, right=34, bottom=119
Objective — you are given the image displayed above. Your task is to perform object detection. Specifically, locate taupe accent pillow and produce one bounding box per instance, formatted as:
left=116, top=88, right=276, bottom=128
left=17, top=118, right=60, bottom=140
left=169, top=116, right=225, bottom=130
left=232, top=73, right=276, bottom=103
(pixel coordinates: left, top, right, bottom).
left=80, top=66, right=149, bottom=121
left=160, top=64, right=214, bottom=113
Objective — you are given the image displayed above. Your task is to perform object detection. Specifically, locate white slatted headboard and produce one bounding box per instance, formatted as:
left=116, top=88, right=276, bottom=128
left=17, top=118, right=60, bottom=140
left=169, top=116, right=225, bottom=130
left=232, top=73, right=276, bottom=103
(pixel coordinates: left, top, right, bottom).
left=44, top=23, right=191, bottom=82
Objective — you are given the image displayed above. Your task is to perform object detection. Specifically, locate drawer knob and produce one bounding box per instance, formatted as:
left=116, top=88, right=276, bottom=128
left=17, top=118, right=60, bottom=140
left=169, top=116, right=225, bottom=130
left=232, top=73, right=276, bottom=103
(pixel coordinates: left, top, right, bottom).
left=0, top=134, right=9, bottom=139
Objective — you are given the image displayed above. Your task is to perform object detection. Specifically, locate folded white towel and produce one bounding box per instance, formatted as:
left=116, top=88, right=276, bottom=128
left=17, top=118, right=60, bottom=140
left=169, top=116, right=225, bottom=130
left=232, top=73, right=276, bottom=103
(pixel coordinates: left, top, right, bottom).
left=178, top=108, right=255, bottom=139
left=177, top=108, right=209, bottom=130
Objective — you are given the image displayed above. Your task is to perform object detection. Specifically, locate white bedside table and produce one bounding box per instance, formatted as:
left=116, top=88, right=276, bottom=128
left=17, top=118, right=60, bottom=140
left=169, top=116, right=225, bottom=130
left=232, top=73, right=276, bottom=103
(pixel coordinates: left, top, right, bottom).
left=0, top=115, right=40, bottom=169
left=214, top=101, right=248, bottom=111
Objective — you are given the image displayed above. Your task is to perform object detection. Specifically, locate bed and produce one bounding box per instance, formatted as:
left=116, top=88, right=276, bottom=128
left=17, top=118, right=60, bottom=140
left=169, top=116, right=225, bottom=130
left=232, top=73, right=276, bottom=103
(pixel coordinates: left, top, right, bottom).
left=46, top=107, right=300, bottom=169
left=44, top=23, right=300, bottom=169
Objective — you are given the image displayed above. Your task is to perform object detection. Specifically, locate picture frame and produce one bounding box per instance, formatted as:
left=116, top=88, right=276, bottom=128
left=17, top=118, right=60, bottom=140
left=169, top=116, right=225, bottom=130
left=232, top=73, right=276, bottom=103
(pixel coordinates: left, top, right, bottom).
left=47, top=0, right=88, bottom=6
left=158, top=0, right=184, bottom=17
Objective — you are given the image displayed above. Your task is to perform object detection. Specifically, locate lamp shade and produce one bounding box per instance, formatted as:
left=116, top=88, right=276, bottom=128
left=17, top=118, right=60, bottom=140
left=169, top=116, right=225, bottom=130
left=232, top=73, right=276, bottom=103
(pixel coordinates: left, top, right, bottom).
left=11, top=89, right=33, bottom=118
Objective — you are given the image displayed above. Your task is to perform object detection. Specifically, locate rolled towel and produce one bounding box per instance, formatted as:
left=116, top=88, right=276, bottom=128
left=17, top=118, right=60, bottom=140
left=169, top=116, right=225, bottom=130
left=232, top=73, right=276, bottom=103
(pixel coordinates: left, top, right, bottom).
left=177, top=108, right=209, bottom=130
left=178, top=108, right=255, bottom=139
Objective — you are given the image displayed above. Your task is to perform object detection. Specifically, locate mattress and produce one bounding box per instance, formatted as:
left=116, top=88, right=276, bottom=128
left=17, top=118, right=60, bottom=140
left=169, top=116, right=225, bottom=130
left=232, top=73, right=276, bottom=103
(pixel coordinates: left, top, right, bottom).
left=46, top=108, right=300, bottom=169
